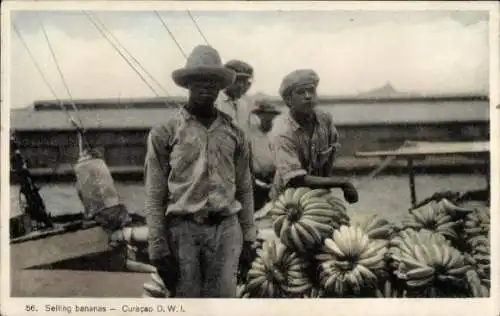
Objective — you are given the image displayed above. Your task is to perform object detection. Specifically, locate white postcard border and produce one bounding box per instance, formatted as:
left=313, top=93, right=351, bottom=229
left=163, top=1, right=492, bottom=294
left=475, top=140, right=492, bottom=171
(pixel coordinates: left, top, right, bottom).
left=1, top=1, right=498, bottom=316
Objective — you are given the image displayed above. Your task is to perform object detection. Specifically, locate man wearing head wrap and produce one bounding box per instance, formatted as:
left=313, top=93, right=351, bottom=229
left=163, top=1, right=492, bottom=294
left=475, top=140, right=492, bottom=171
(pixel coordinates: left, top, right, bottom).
left=144, top=45, right=256, bottom=298
left=268, top=69, right=359, bottom=204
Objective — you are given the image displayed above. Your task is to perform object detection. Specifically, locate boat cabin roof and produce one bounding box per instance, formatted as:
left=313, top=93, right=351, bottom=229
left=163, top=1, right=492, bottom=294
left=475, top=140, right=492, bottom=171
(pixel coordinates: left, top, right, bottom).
left=10, top=94, right=490, bottom=131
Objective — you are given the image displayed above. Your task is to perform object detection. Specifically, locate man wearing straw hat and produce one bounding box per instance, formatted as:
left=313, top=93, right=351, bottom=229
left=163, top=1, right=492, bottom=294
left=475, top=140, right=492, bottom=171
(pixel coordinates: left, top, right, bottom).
left=144, top=45, right=257, bottom=298
left=248, top=99, right=281, bottom=210
left=268, top=69, right=359, bottom=204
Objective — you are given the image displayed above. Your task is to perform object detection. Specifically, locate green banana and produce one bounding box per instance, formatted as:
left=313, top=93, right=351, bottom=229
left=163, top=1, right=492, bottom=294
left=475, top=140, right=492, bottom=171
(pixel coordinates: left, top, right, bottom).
left=406, top=266, right=435, bottom=279
left=446, top=265, right=471, bottom=276
left=357, top=250, right=384, bottom=269
left=299, top=188, right=330, bottom=205
left=406, top=275, right=434, bottom=288
left=292, top=187, right=311, bottom=204
left=324, top=238, right=346, bottom=258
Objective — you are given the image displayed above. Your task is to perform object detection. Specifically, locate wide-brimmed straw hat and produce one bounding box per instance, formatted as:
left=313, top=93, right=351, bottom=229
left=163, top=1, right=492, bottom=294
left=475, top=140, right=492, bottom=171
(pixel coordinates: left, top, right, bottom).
left=172, top=45, right=236, bottom=89
left=252, top=101, right=281, bottom=116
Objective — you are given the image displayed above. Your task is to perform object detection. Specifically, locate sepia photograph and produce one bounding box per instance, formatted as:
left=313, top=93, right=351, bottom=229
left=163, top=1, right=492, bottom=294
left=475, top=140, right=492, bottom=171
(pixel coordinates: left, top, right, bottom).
left=1, top=1, right=498, bottom=315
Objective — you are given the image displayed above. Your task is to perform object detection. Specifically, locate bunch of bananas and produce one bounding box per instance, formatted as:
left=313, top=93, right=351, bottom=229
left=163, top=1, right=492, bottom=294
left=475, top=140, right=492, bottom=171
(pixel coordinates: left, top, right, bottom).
left=402, top=201, right=460, bottom=240
left=388, top=229, right=449, bottom=269
left=466, top=234, right=490, bottom=288
left=463, top=206, right=490, bottom=291
left=302, top=287, right=326, bottom=298
left=142, top=272, right=169, bottom=298
left=245, top=239, right=312, bottom=298
left=465, top=269, right=489, bottom=297
left=389, top=229, right=470, bottom=296
left=463, top=206, right=490, bottom=240
left=271, top=187, right=349, bottom=253
left=236, top=284, right=250, bottom=298
left=389, top=229, right=450, bottom=255
left=373, top=279, right=406, bottom=298
left=315, top=225, right=388, bottom=297
left=354, top=214, right=395, bottom=240
left=324, top=193, right=348, bottom=215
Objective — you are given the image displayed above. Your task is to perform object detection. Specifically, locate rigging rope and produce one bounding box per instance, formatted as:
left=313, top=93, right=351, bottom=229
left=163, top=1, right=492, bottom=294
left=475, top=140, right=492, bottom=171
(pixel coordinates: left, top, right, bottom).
left=90, top=12, right=171, bottom=97
left=187, top=11, right=210, bottom=46
left=12, top=23, right=63, bottom=109
left=154, top=11, right=188, bottom=59
left=13, top=22, right=85, bottom=177
left=83, top=10, right=161, bottom=97
left=36, top=13, right=84, bottom=131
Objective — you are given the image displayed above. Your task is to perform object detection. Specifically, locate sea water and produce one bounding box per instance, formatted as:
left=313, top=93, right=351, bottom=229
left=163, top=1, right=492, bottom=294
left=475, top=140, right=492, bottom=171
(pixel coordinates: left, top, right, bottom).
left=9, top=174, right=487, bottom=224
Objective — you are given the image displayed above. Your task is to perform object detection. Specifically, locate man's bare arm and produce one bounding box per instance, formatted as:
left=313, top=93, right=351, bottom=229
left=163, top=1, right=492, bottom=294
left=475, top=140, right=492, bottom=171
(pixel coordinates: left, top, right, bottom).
left=144, top=126, right=172, bottom=260
left=288, top=174, right=349, bottom=189
left=235, top=136, right=257, bottom=243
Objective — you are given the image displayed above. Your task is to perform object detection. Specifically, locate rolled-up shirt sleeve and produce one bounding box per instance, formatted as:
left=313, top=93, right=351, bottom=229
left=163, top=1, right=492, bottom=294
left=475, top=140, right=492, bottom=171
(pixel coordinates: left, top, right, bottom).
left=144, top=125, right=172, bottom=260
left=235, top=133, right=257, bottom=242
left=270, top=133, right=307, bottom=187
left=330, top=120, right=341, bottom=155
left=326, top=118, right=342, bottom=176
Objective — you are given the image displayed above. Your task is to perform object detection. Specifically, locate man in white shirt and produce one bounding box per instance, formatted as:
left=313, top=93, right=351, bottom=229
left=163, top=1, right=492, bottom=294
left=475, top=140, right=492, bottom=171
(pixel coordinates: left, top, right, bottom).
left=248, top=100, right=281, bottom=211
left=215, top=59, right=255, bottom=134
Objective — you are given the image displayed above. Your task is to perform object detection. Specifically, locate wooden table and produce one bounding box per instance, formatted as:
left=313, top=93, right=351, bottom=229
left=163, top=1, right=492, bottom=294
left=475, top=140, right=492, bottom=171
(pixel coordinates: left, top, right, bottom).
left=355, top=141, right=490, bottom=207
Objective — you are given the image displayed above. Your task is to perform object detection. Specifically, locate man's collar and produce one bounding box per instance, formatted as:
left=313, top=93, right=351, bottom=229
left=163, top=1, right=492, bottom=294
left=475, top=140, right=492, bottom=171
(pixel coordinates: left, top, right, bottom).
left=223, top=91, right=246, bottom=103
left=223, top=91, right=232, bottom=101
left=179, top=107, right=193, bottom=120
left=286, top=110, right=318, bottom=131
left=180, top=106, right=219, bottom=121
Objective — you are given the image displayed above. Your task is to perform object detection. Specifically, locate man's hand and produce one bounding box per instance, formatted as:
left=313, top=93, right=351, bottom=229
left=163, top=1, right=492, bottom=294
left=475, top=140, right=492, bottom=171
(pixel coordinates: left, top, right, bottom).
left=241, top=241, right=256, bottom=264
left=342, top=182, right=359, bottom=204
left=151, top=255, right=178, bottom=296
left=238, top=241, right=257, bottom=283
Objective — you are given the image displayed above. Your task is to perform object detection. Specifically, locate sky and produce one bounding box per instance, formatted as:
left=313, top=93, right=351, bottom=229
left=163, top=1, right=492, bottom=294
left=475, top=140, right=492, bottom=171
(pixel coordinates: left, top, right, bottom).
left=9, top=10, right=489, bottom=108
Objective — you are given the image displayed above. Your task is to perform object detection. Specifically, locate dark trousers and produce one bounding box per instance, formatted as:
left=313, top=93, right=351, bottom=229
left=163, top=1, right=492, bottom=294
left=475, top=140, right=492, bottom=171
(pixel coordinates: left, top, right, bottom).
left=167, top=213, right=243, bottom=298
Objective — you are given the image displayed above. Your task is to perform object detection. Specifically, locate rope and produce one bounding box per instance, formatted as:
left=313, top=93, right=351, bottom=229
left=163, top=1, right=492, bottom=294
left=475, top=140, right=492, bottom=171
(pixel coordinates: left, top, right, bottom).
left=77, top=132, right=84, bottom=155
left=11, top=28, right=66, bottom=181
left=13, top=22, right=82, bottom=130
left=154, top=11, right=188, bottom=59
left=35, top=13, right=92, bottom=157
left=83, top=10, right=161, bottom=97
left=36, top=13, right=84, bottom=131
left=187, top=11, right=210, bottom=46
left=90, top=12, right=171, bottom=97
left=14, top=20, right=91, bottom=159
left=13, top=23, right=62, bottom=108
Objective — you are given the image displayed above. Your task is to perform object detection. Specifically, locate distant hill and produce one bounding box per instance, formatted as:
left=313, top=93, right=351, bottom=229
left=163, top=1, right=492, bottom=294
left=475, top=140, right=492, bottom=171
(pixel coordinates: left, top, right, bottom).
left=249, top=82, right=411, bottom=100
left=355, top=82, right=414, bottom=98
left=249, top=82, right=485, bottom=101
left=10, top=83, right=487, bottom=111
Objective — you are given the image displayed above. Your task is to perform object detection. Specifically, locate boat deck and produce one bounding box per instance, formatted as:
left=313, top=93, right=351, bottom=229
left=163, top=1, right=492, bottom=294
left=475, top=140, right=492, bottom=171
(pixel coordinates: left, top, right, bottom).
left=11, top=269, right=151, bottom=297
left=355, top=141, right=490, bottom=207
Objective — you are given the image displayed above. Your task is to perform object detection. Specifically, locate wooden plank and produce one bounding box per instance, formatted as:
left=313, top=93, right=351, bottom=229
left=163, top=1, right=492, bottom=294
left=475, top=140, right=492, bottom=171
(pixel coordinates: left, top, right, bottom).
left=11, top=226, right=112, bottom=269
left=356, top=141, right=490, bottom=158
left=11, top=269, right=151, bottom=298
left=10, top=220, right=98, bottom=244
